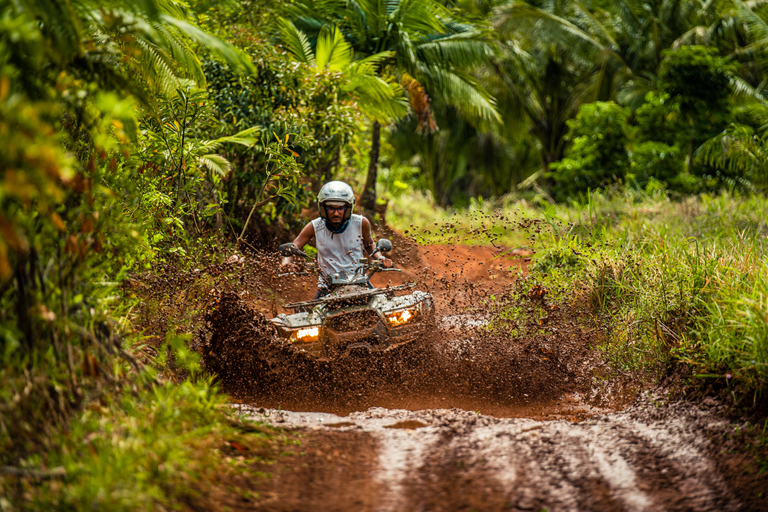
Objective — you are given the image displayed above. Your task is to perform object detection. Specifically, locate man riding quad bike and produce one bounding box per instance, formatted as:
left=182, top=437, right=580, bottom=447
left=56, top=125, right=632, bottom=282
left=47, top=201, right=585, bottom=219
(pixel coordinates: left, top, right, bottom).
left=270, top=181, right=433, bottom=360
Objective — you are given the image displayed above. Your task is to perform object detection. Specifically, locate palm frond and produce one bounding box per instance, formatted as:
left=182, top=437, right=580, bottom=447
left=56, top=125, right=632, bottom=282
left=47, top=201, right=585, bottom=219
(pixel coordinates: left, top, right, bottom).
left=134, top=37, right=184, bottom=96
left=414, top=30, right=494, bottom=69
left=198, top=154, right=232, bottom=176
left=416, top=65, right=501, bottom=128
left=696, top=123, right=766, bottom=176
left=357, top=50, right=397, bottom=71
left=196, top=127, right=260, bottom=154
left=158, top=14, right=253, bottom=74
left=347, top=74, right=409, bottom=122
left=278, top=18, right=316, bottom=66
left=496, top=3, right=607, bottom=54
left=316, top=25, right=353, bottom=70
left=394, top=0, right=450, bottom=36
left=22, top=0, right=84, bottom=61
left=730, top=75, right=762, bottom=99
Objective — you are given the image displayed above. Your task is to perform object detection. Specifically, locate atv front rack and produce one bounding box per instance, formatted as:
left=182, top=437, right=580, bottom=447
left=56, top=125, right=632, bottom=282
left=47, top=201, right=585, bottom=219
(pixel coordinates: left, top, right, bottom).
left=284, top=283, right=417, bottom=310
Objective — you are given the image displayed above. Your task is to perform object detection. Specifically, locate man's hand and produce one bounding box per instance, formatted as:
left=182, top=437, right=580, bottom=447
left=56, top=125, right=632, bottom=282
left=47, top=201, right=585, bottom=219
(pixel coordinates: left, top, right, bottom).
left=380, top=257, right=393, bottom=268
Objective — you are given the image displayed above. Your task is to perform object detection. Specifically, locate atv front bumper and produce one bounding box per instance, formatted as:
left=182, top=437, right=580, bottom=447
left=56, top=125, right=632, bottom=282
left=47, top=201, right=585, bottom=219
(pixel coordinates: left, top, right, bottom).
left=270, top=291, right=433, bottom=359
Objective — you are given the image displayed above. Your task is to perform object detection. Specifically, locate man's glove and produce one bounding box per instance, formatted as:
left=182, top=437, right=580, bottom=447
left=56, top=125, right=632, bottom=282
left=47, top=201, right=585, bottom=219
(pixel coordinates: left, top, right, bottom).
left=279, top=242, right=303, bottom=258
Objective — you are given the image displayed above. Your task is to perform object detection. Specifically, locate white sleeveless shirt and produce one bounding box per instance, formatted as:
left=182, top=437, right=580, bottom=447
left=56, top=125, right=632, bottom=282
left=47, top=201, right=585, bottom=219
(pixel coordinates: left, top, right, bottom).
left=312, top=214, right=364, bottom=287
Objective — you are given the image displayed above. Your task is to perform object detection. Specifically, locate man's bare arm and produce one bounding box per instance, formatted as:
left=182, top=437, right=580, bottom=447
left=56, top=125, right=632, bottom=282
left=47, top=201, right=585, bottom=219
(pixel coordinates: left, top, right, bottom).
left=281, top=222, right=315, bottom=266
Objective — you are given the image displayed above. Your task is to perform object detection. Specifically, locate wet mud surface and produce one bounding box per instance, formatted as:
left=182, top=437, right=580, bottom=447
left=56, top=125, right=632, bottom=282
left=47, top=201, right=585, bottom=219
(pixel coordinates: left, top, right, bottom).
left=236, top=395, right=764, bottom=512
left=198, top=235, right=624, bottom=420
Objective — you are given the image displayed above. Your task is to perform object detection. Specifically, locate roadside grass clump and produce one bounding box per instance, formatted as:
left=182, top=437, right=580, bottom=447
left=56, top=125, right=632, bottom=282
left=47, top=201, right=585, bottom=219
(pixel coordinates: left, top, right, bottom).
left=3, top=377, right=288, bottom=511
left=685, top=243, right=768, bottom=398
left=538, top=191, right=768, bottom=402
left=391, top=190, right=768, bottom=403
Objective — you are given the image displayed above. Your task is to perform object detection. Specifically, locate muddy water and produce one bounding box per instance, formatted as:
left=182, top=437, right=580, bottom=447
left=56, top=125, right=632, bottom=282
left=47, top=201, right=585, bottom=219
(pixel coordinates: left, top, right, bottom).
left=204, top=284, right=628, bottom=422
left=238, top=395, right=758, bottom=512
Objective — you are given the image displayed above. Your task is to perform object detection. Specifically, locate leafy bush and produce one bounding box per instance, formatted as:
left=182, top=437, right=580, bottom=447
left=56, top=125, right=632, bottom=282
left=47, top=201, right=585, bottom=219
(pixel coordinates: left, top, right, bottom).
left=548, top=102, right=631, bottom=201
left=628, top=141, right=683, bottom=188
left=203, top=37, right=362, bottom=219
left=634, top=92, right=687, bottom=146
left=7, top=379, right=283, bottom=511
left=658, top=46, right=734, bottom=178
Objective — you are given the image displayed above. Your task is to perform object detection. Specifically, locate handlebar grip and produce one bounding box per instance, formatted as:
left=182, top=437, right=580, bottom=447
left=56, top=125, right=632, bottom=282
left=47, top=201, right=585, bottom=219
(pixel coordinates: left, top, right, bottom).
left=279, top=243, right=307, bottom=258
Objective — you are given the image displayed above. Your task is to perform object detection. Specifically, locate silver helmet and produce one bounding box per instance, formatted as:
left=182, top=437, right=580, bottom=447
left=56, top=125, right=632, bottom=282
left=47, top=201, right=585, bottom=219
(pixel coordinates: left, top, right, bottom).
left=317, top=181, right=355, bottom=222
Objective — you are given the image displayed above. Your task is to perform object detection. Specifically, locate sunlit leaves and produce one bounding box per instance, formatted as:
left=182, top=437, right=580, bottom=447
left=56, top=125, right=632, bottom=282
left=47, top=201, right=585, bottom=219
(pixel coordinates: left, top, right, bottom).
left=281, top=0, right=500, bottom=129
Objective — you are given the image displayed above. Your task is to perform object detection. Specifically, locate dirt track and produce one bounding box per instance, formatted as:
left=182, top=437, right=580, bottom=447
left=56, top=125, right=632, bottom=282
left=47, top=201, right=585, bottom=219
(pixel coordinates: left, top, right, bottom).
left=197, top=238, right=768, bottom=511
left=238, top=393, right=757, bottom=512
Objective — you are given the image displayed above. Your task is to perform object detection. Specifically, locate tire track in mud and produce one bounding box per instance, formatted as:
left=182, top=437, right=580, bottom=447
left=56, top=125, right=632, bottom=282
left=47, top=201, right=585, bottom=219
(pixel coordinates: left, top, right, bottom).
left=244, top=395, right=746, bottom=512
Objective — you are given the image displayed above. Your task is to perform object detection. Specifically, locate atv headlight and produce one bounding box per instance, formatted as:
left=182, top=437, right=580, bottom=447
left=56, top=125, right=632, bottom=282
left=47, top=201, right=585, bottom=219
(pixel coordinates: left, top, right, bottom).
left=291, top=326, right=320, bottom=342
left=386, top=308, right=418, bottom=326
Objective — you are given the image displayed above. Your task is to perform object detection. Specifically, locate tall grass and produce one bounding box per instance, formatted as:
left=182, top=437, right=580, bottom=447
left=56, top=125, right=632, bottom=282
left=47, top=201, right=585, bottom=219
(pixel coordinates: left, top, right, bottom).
left=553, top=191, right=768, bottom=401
left=3, top=377, right=286, bottom=511
left=389, top=190, right=768, bottom=402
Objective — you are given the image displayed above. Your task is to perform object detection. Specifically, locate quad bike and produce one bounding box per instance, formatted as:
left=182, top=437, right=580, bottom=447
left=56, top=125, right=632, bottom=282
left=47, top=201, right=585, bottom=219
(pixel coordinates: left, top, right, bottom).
left=269, top=239, right=433, bottom=360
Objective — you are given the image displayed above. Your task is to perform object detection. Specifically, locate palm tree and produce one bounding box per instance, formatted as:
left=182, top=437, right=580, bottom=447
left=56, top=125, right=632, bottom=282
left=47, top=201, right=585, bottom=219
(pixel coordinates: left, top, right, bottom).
left=278, top=20, right=408, bottom=124
left=281, top=0, right=500, bottom=213
left=492, top=0, right=623, bottom=180
left=608, top=0, right=743, bottom=108
left=7, top=0, right=253, bottom=103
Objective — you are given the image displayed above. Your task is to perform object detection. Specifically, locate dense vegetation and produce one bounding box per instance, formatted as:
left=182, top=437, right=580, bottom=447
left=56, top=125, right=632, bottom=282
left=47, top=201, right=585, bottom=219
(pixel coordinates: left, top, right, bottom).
left=391, top=191, right=768, bottom=403
left=2, top=0, right=768, bottom=509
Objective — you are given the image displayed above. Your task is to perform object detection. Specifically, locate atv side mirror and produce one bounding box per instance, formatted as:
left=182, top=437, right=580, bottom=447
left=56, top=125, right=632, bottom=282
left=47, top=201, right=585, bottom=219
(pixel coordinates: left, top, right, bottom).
left=279, top=243, right=304, bottom=258
left=375, top=239, right=392, bottom=254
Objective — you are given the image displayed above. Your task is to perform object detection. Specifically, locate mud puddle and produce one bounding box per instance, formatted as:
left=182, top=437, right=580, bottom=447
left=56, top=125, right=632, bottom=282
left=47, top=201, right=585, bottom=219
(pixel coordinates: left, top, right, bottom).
left=237, top=394, right=764, bottom=511
left=230, top=388, right=617, bottom=421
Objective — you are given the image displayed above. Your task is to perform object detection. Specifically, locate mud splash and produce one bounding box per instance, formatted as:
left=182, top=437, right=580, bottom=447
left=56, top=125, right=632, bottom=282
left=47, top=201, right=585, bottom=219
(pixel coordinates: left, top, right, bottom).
left=199, top=262, right=631, bottom=420
left=158, top=212, right=633, bottom=420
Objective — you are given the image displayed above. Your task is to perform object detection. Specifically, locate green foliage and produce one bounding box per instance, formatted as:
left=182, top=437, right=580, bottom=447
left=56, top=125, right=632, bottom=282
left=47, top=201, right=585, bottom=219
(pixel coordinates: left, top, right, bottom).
left=8, top=379, right=281, bottom=511
left=388, top=100, right=540, bottom=207
left=549, top=102, right=631, bottom=200
left=134, top=86, right=260, bottom=253
left=203, top=38, right=361, bottom=209
left=283, top=0, right=500, bottom=127
left=628, top=141, right=683, bottom=188
left=659, top=46, right=733, bottom=118
left=697, top=123, right=768, bottom=191
left=277, top=19, right=408, bottom=123
left=634, top=92, right=687, bottom=145
left=281, top=0, right=500, bottom=209
left=0, top=0, right=293, bottom=502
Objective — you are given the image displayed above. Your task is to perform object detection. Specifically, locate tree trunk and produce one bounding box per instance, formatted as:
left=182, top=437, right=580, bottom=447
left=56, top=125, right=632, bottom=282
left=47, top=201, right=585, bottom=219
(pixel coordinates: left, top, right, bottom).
left=361, top=121, right=381, bottom=215
left=687, top=115, right=697, bottom=175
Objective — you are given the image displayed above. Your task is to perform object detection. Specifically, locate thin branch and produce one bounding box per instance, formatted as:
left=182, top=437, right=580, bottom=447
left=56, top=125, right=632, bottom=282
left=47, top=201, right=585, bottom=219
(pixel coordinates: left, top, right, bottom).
left=0, top=466, right=67, bottom=479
